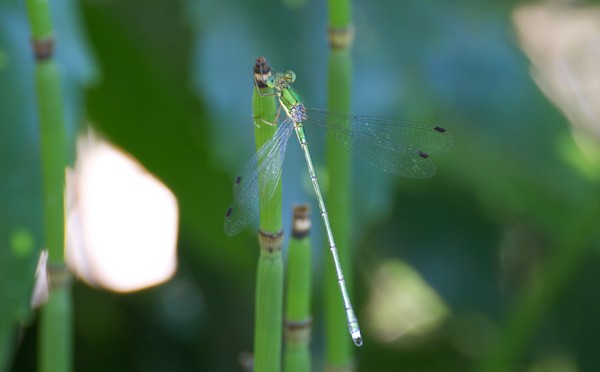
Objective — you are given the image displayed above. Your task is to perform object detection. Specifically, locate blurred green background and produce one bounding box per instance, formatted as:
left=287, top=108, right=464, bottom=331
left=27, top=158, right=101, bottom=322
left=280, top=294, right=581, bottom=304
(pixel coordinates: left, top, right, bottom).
left=3, top=0, right=600, bottom=370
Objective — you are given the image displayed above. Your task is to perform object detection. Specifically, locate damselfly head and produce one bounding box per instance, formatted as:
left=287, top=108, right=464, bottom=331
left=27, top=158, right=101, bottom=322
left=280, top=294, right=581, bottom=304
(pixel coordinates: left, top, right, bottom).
left=267, top=72, right=294, bottom=91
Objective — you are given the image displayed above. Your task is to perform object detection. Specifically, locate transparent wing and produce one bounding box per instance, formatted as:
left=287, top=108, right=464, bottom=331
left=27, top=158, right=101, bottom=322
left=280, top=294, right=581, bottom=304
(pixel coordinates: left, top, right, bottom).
left=305, top=108, right=454, bottom=178
left=224, top=119, right=295, bottom=236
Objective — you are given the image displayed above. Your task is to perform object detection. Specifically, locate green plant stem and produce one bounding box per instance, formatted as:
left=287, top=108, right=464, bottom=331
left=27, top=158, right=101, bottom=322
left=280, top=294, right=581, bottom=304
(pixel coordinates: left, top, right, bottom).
left=328, top=0, right=351, bottom=29
left=252, top=57, right=284, bottom=372
left=479, top=199, right=600, bottom=372
left=253, top=58, right=282, bottom=234
left=39, top=280, right=71, bottom=372
left=325, top=0, right=356, bottom=367
left=254, top=233, right=284, bottom=372
left=284, top=205, right=312, bottom=372
left=24, top=0, right=71, bottom=371
left=324, top=48, right=354, bottom=370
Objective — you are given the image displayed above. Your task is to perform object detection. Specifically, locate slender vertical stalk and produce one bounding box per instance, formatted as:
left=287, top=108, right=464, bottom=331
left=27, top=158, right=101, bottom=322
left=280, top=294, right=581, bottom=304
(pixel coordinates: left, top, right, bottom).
left=325, top=0, right=356, bottom=369
left=252, top=57, right=284, bottom=372
left=24, top=1, right=71, bottom=371
left=284, top=205, right=313, bottom=372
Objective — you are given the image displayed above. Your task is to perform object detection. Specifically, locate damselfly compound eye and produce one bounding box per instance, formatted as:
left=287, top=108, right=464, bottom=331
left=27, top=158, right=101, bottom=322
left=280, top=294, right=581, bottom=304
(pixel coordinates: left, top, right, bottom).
left=285, top=70, right=296, bottom=83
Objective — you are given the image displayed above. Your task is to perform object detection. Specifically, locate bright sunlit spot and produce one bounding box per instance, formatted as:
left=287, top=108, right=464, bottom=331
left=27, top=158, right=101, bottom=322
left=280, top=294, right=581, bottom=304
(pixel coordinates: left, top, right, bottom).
left=513, top=3, right=600, bottom=177
left=365, top=260, right=449, bottom=344
left=66, top=131, right=179, bottom=292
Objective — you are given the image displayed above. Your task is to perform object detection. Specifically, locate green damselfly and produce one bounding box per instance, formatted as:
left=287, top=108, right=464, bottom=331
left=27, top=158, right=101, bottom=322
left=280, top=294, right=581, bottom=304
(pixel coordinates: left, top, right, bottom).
left=225, top=57, right=454, bottom=347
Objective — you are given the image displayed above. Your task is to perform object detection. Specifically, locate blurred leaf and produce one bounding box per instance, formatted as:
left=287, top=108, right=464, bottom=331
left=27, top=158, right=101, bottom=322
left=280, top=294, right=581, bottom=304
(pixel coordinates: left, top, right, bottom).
left=5, top=0, right=600, bottom=370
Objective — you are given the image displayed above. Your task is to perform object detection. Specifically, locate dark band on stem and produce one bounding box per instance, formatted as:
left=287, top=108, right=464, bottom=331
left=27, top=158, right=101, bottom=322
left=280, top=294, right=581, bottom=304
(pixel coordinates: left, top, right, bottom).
left=284, top=317, right=313, bottom=330
left=292, top=205, right=311, bottom=239
left=328, top=25, right=355, bottom=50
left=47, top=263, right=71, bottom=289
left=284, top=316, right=313, bottom=343
left=254, top=56, right=272, bottom=88
left=32, top=37, right=55, bottom=61
left=258, top=228, right=284, bottom=253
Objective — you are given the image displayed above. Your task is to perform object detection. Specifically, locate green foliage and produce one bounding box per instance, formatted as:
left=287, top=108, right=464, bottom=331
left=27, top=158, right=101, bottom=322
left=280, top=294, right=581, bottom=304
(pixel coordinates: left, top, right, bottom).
left=2, top=0, right=599, bottom=371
